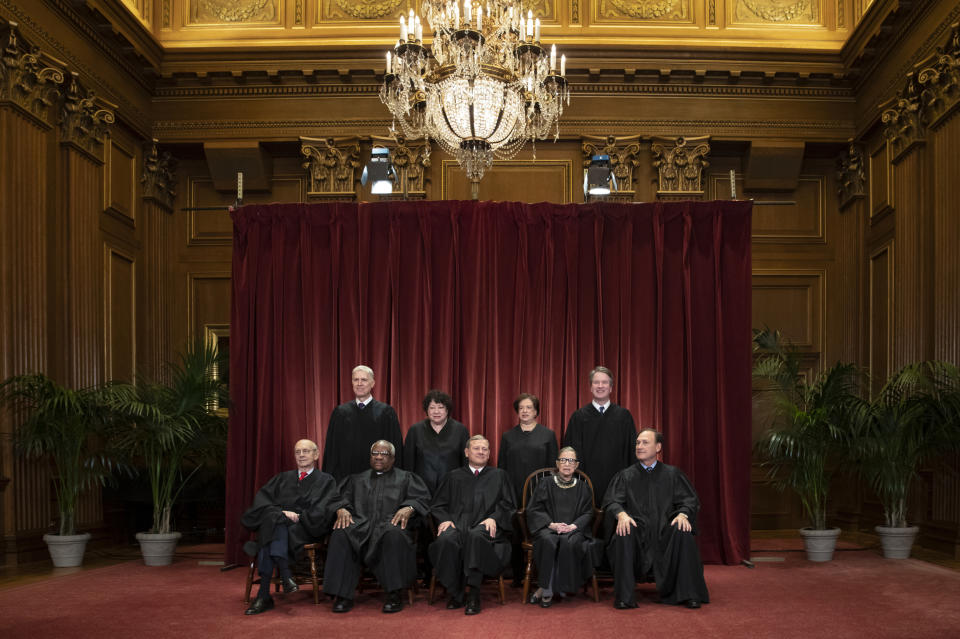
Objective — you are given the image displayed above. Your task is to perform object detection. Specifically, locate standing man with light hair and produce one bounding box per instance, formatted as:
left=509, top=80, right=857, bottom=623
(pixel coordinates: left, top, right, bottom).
left=562, top=366, right=637, bottom=503
left=323, top=365, right=404, bottom=481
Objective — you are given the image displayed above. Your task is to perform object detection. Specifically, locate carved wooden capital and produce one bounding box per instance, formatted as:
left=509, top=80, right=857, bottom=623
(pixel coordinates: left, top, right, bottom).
left=581, top=134, right=642, bottom=201
left=881, top=73, right=925, bottom=161
left=370, top=133, right=431, bottom=200
left=0, top=22, right=65, bottom=124
left=59, top=72, right=115, bottom=157
left=142, top=139, right=178, bottom=212
left=301, top=136, right=361, bottom=200
left=836, top=140, right=865, bottom=210
left=650, top=135, right=711, bottom=199
left=916, top=23, right=960, bottom=128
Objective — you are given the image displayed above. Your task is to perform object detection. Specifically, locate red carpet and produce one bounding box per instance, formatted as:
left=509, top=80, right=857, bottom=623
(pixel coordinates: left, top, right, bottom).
left=2, top=549, right=958, bottom=639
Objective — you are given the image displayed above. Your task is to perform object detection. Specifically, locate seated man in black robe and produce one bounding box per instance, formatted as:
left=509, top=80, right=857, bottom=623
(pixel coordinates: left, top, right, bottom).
left=323, top=439, right=431, bottom=614
left=603, top=428, right=710, bottom=610
left=525, top=446, right=597, bottom=607
left=430, top=435, right=515, bottom=615
left=241, top=439, right=342, bottom=615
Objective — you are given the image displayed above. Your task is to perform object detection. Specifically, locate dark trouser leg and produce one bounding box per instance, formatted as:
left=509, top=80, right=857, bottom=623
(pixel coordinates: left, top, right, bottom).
left=555, top=532, right=589, bottom=594
left=608, top=529, right=639, bottom=604
left=462, top=526, right=510, bottom=588
left=322, top=529, right=362, bottom=600
left=654, top=527, right=710, bottom=605
left=429, top=529, right=464, bottom=599
left=256, top=525, right=291, bottom=599
left=532, top=532, right=559, bottom=589
left=373, top=528, right=416, bottom=593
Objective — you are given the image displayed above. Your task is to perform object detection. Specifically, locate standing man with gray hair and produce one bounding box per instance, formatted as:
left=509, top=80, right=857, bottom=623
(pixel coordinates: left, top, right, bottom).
left=562, top=366, right=637, bottom=503
left=323, top=365, right=404, bottom=481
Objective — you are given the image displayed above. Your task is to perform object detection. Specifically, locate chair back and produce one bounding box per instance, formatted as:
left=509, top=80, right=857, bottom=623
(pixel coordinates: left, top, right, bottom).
left=516, top=468, right=603, bottom=542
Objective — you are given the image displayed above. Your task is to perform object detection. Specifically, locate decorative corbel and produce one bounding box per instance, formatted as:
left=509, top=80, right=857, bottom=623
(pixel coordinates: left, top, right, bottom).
left=580, top=134, right=641, bottom=202
left=142, top=138, right=178, bottom=212
left=881, top=73, right=925, bottom=161
left=300, top=136, right=361, bottom=200
left=836, top=140, right=866, bottom=211
left=0, top=21, right=65, bottom=125
left=916, top=23, right=960, bottom=128
left=650, top=135, right=711, bottom=200
left=369, top=133, right=431, bottom=200
left=59, top=71, right=115, bottom=160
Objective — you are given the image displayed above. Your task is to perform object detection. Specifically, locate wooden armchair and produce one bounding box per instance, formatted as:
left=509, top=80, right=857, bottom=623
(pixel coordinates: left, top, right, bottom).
left=516, top=468, right=602, bottom=603
left=243, top=539, right=325, bottom=605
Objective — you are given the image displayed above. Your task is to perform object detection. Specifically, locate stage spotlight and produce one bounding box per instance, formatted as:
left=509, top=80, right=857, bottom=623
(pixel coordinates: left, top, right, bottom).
left=584, top=154, right=616, bottom=197
left=361, top=147, right=396, bottom=195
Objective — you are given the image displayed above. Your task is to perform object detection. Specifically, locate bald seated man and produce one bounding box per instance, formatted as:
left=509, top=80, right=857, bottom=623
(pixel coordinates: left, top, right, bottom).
left=241, top=439, right=344, bottom=615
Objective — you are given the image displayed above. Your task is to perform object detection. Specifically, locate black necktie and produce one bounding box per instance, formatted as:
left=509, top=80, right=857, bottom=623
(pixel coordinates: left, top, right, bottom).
left=598, top=406, right=605, bottom=414
left=645, top=466, right=653, bottom=473
left=358, top=402, right=365, bottom=410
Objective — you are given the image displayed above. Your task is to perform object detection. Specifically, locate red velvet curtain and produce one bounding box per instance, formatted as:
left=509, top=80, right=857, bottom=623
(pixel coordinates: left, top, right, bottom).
left=225, top=199, right=752, bottom=566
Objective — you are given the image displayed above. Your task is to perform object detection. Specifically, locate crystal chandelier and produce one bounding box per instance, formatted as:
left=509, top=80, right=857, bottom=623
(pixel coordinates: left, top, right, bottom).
left=379, top=1, right=570, bottom=196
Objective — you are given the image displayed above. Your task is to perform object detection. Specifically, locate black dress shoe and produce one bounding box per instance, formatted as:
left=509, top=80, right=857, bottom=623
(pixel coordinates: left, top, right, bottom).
left=332, top=597, right=354, bottom=613
left=464, top=595, right=481, bottom=615
left=382, top=590, right=404, bottom=613
left=613, top=599, right=638, bottom=610
left=539, top=595, right=554, bottom=608
left=446, top=595, right=464, bottom=609
left=281, top=576, right=299, bottom=594
left=244, top=596, right=274, bottom=615
left=685, top=599, right=701, bottom=609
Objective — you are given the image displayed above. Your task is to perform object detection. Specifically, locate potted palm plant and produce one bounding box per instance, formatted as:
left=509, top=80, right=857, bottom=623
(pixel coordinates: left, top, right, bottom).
left=107, top=341, right=228, bottom=565
left=752, top=329, right=864, bottom=561
left=0, top=374, right=116, bottom=567
left=855, top=361, right=960, bottom=558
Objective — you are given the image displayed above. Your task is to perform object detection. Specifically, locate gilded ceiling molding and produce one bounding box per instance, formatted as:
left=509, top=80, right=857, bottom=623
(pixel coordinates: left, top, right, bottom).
left=836, top=140, right=865, bottom=210
left=650, top=135, right=711, bottom=200
left=735, top=0, right=817, bottom=24
left=881, top=73, right=925, bottom=162
left=300, top=136, right=361, bottom=200
left=59, top=71, right=115, bottom=159
left=581, top=134, right=642, bottom=202
left=193, top=0, right=277, bottom=23
left=330, top=0, right=403, bottom=20
left=916, top=23, right=960, bottom=129
left=0, top=21, right=65, bottom=126
left=601, top=0, right=689, bottom=21
left=370, top=133, right=431, bottom=199
left=142, top=138, right=178, bottom=212
left=572, top=0, right=580, bottom=23
left=295, top=0, right=303, bottom=24
left=163, top=0, right=171, bottom=28
left=708, top=0, right=717, bottom=25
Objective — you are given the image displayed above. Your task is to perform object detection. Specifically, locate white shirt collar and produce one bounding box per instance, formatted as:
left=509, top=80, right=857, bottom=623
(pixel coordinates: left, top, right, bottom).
left=592, top=400, right=611, bottom=412
left=298, top=467, right=315, bottom=476
left=469, top=465, right=485, bottom=474
left=357, top=396, right=373, bottom=407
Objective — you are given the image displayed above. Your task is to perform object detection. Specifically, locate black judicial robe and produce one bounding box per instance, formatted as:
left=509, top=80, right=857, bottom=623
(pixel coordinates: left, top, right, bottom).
left=322, top=399, right=403, bottom=481
left=403, top=418, right=469, bottom=496
left=525, top=474, right=598, bottom=592
left=336, top=467, right=431, bottom=565
left=498, top=423, right=559, bottom=505
left=562, top=403, right=637, bottom=502
left=241, top=469, right=343, bottom=559
left=602, top=462, right=709, bottom=604
left=430, top=466, right=516, bottom=589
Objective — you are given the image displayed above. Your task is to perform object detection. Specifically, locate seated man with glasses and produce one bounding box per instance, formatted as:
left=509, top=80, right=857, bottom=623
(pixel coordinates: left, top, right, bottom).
left=241, top=439, right=343, bottom=615
left=323, top=440, right=431, bottom=613
left=525, top=447, right=599, bottom=607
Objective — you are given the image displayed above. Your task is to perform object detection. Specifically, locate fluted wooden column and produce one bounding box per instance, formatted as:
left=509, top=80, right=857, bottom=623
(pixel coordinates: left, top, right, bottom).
left=0, top=22, right=65, bottom=564
left=140, top=140, right=178, bottom=380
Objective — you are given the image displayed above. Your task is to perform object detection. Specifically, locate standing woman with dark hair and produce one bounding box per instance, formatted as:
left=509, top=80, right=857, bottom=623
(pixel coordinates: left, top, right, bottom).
left=403, top=389, right=470, bottom=497
left=498, top=393, right=559, bottom=586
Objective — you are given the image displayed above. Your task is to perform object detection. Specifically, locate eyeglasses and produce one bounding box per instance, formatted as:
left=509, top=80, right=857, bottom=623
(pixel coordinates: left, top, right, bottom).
left=370, top=451, right=394, bottom=457
left=294, top=449, right=316, bottom=455
left=557, top=458, right=578, bottom=464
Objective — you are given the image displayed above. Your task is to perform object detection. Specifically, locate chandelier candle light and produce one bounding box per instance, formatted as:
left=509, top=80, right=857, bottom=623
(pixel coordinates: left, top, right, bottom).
left=380, top=1, right=570, bottom=199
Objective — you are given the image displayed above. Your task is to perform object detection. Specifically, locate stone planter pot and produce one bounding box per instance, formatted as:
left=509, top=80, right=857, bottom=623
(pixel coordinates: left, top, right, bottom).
left=799, top=527, right=841, bottom=562
left=875, top=525, right=919, bottom=559
left=43, top=532, right=92, bottom=568
left=136, top=531, right=182, bottom=566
